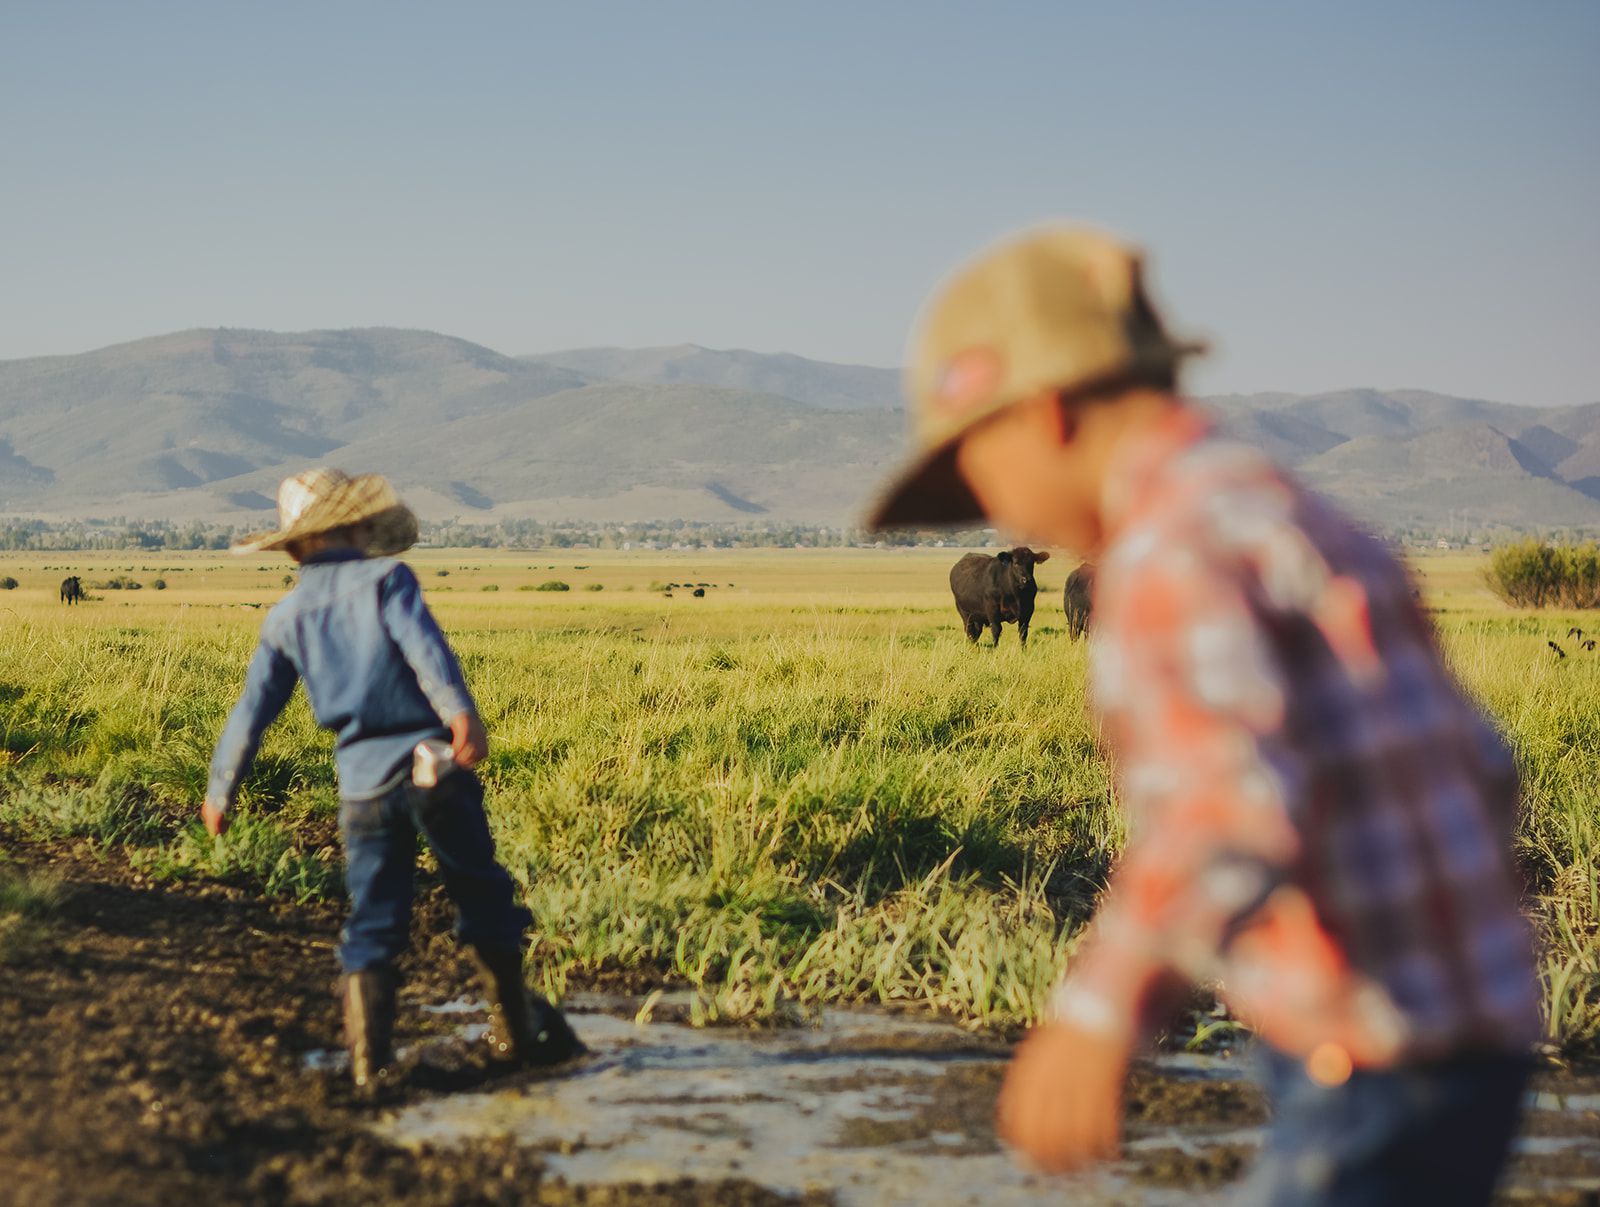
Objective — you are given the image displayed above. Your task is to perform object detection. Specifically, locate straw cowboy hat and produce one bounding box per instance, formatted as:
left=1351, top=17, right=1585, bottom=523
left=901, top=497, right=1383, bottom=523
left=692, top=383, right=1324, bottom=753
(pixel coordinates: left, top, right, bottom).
left=234, top=468, right=419, bottom=556
left=866, top=225, right=1206, bottom=530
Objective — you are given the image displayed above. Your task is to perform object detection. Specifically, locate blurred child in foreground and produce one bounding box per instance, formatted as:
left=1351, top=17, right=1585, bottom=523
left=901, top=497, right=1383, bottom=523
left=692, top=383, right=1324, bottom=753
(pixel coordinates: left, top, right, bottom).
left=868, top=227, right=1538, bottom=1205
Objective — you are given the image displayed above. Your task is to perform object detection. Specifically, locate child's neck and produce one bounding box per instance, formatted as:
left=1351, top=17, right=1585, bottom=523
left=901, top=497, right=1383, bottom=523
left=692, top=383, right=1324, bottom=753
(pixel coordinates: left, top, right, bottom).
left=291, top=540, right=367, bottom=564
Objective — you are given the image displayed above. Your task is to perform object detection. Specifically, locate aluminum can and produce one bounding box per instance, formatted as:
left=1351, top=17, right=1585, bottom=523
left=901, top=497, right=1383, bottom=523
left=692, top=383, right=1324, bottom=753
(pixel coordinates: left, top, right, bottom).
left=413, top=738, right=455, bottom=788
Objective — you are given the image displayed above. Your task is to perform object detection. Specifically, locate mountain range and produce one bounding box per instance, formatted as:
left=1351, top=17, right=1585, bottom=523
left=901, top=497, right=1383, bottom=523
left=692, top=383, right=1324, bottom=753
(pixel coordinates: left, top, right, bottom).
left=1, top=327, right=1596, bottom=531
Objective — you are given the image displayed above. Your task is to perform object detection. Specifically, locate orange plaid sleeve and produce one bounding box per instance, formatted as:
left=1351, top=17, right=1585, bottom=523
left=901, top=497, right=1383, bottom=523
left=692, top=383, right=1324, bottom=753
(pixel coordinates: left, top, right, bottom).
left=1052, top=541, right=1303, bottom=1034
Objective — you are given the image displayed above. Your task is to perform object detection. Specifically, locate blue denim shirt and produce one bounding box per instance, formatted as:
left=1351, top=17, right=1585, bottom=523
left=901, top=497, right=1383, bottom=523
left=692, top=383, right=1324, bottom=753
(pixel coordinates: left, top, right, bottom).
left=206, top=550, right=476, bottom=810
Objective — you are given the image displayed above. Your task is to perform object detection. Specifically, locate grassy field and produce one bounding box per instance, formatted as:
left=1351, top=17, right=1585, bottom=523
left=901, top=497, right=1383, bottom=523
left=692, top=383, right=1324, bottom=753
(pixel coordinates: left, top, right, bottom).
left=0, top=547, right=1594, bottom=1051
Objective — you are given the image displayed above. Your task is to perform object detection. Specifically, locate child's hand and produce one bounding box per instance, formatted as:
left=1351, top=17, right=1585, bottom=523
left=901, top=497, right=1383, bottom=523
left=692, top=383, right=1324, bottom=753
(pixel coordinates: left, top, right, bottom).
left=451, top=712, right=489, bottom=768
left=200, top=799, right=231, bottom=837
left=996, top=1020, right=1130, bottom=1174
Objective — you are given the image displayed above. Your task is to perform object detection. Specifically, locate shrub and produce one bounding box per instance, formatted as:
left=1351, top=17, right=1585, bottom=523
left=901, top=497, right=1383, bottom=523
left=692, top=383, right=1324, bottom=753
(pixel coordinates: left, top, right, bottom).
left=91, top=576, right=142, bottom=591
left=585, top=584, right=605, bottom=592
left=436, top=569, right=450, bottom=577
left=1486, top=540, right=1600, bottom=609
left=0, top=577, right=17, bottom=590
left=151, top=579, right=167, bottom=590
left=481, top=584, right=500, bottom=592
left=536, top=580, right=571, bottom=592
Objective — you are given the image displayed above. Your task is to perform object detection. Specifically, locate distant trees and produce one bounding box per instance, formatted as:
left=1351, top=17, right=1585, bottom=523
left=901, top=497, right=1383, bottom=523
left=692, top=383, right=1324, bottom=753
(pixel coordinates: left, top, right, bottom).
left=1486, top=540, right=1600, bottom=608
left=0, top=518, right=233, bottom=551
left=0, top=515, right=1003, bottom=552
left=20, top=513, right=1589, bottom=555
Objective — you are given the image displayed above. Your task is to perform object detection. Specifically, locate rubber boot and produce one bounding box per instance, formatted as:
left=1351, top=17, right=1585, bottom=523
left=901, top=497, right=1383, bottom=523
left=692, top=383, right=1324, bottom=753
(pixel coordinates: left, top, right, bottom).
left=470, top=944, right=586, bottom=1067
left=342, top=967, right=399, bottom=1092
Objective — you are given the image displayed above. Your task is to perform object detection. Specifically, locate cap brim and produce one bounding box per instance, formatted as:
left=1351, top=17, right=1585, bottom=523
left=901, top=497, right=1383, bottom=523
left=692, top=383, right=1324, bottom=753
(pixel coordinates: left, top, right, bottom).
left=864, top=440, right=988, bottom=532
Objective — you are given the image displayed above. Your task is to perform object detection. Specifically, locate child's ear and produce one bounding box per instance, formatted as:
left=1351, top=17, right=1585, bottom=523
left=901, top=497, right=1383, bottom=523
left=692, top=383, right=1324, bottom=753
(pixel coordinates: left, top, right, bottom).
left=1034, top=551, right=1051, bottom=563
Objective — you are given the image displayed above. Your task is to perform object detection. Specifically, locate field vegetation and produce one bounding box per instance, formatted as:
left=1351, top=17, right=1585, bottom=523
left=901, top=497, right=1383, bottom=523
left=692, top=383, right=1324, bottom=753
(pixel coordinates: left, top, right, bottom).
left=0, top=548, right=1594, bottom=1052
left=1487, top=538, right=1600, bottom=609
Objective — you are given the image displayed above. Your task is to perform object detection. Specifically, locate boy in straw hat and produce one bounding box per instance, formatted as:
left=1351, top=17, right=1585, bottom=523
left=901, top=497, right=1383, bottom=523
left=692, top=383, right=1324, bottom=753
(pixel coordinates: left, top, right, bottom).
left=203, top=468, right=583, bottom=1091
left=868, top=228, right=1536, bottom=1203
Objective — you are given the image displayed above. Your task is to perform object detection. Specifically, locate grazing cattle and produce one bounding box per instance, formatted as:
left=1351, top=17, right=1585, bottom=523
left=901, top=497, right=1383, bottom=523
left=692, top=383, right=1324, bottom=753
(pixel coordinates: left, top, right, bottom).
left=949, top=547, right=1050, bottom=647
left=60, top=576, right=84, bottom=605
left=692, top=588, right=706, bottom=597
left=1548, top=640, right=1567, bottom=659
left=1063, top=562, right=1095, bottom=641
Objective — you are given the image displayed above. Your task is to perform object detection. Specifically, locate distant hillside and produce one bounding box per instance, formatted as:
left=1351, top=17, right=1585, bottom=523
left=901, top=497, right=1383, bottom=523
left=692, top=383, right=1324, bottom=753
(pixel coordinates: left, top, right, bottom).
left=521, top=344, right=902, bottom=410
left=1295, top=423, right=1599, bottom=529
left=216, top=379, right=901, bottom=523
left=1203, top=389, right=1600, bottom=529
left=0, top=329, right=901, bottom=524
left=0, top=328, right=586, bottom=503
left=0, top=328, right=1595, bottom=531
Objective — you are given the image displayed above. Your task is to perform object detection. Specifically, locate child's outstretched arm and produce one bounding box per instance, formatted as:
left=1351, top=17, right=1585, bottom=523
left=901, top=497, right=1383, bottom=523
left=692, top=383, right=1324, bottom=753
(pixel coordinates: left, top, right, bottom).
left=203, top=638, right=299, bottom=834
left=378, top=563, right=484, bottom=765
left=998, top=548, right=1302, bottom=1174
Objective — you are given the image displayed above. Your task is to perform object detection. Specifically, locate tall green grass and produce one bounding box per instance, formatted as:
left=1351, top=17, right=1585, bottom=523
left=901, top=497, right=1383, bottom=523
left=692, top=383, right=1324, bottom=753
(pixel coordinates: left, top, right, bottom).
left=1448, top=627, right=1600, bottom=1047
left=0, top=600, right=1594, bottom=1050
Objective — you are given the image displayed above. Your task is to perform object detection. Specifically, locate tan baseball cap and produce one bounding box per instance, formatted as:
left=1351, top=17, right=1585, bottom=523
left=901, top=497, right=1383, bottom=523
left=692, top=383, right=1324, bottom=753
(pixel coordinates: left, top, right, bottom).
left=866, top=225, right=1205, bottom=530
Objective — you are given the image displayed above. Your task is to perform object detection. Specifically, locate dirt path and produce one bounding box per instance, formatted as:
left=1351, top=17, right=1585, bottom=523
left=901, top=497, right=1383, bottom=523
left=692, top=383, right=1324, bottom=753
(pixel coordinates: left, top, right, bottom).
left=2, top=840, right=1595, bottom=1206
left=0, top=839, right=811, bottom=1206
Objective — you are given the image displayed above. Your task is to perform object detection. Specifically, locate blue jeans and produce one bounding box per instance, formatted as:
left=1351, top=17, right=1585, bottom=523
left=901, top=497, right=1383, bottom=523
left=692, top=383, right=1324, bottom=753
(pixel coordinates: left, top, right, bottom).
left=336, top=769, right=532, bottom=972
left=1241, top=1044, right=1530, bottom=1206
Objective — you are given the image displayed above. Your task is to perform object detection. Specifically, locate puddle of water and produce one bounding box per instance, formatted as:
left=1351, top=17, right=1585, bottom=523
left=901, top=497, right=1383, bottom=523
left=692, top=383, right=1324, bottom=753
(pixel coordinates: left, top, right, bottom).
left=419, top=996, right=486, bottom=1016
left=1123, top=1128, right=1261, bottom=1154
left=302, top=1024, right=489, bottom=1073
left=303, top=1048, right=346, bottom=1075
left=1515, top=1135, right=1600, bottom=1157
left=328, top=998, right=1599, bottom=1205
left=1146, top=1050, right=1251, bottom=1082
left=1527, top=1090, right=1600, bottom=1114
left=372, top=1008, right=1249, bottom=1207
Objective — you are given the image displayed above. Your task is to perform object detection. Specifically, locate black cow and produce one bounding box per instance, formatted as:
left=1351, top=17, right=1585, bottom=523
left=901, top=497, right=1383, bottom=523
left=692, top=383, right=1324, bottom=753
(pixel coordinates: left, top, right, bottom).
left=949, top=547, right=1050, bottom=647
left=1063, top=562, right=1095, bottom=641
left=60, top=576, right=84, bottom=605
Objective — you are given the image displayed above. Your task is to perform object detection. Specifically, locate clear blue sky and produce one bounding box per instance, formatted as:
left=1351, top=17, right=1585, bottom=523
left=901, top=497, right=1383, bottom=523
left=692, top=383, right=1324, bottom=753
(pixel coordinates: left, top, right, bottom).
left=2, top=1, right=1595, bottom=403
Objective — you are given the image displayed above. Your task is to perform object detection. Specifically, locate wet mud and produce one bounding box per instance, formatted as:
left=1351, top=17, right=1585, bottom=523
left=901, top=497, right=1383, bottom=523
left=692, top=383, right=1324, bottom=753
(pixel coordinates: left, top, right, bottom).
left=0, top=839, right=802, bottom=1206
left=2, top=840, right=1596, bottom=1205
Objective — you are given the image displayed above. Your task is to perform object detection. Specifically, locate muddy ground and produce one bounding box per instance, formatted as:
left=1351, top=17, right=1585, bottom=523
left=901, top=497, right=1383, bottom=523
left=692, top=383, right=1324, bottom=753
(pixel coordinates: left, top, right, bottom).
left=2, top=838, right=1596, bottom=1206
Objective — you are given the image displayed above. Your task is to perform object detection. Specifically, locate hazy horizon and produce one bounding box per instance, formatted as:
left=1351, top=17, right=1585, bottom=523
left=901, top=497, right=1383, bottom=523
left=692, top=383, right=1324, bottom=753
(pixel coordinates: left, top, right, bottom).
left=4, top=1, right=1597, bottom=405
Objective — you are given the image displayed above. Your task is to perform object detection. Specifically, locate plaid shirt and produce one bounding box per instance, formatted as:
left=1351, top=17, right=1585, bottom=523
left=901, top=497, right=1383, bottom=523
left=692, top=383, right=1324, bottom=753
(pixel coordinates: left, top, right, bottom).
left=1055, top=407, right=1540, bottom=1064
